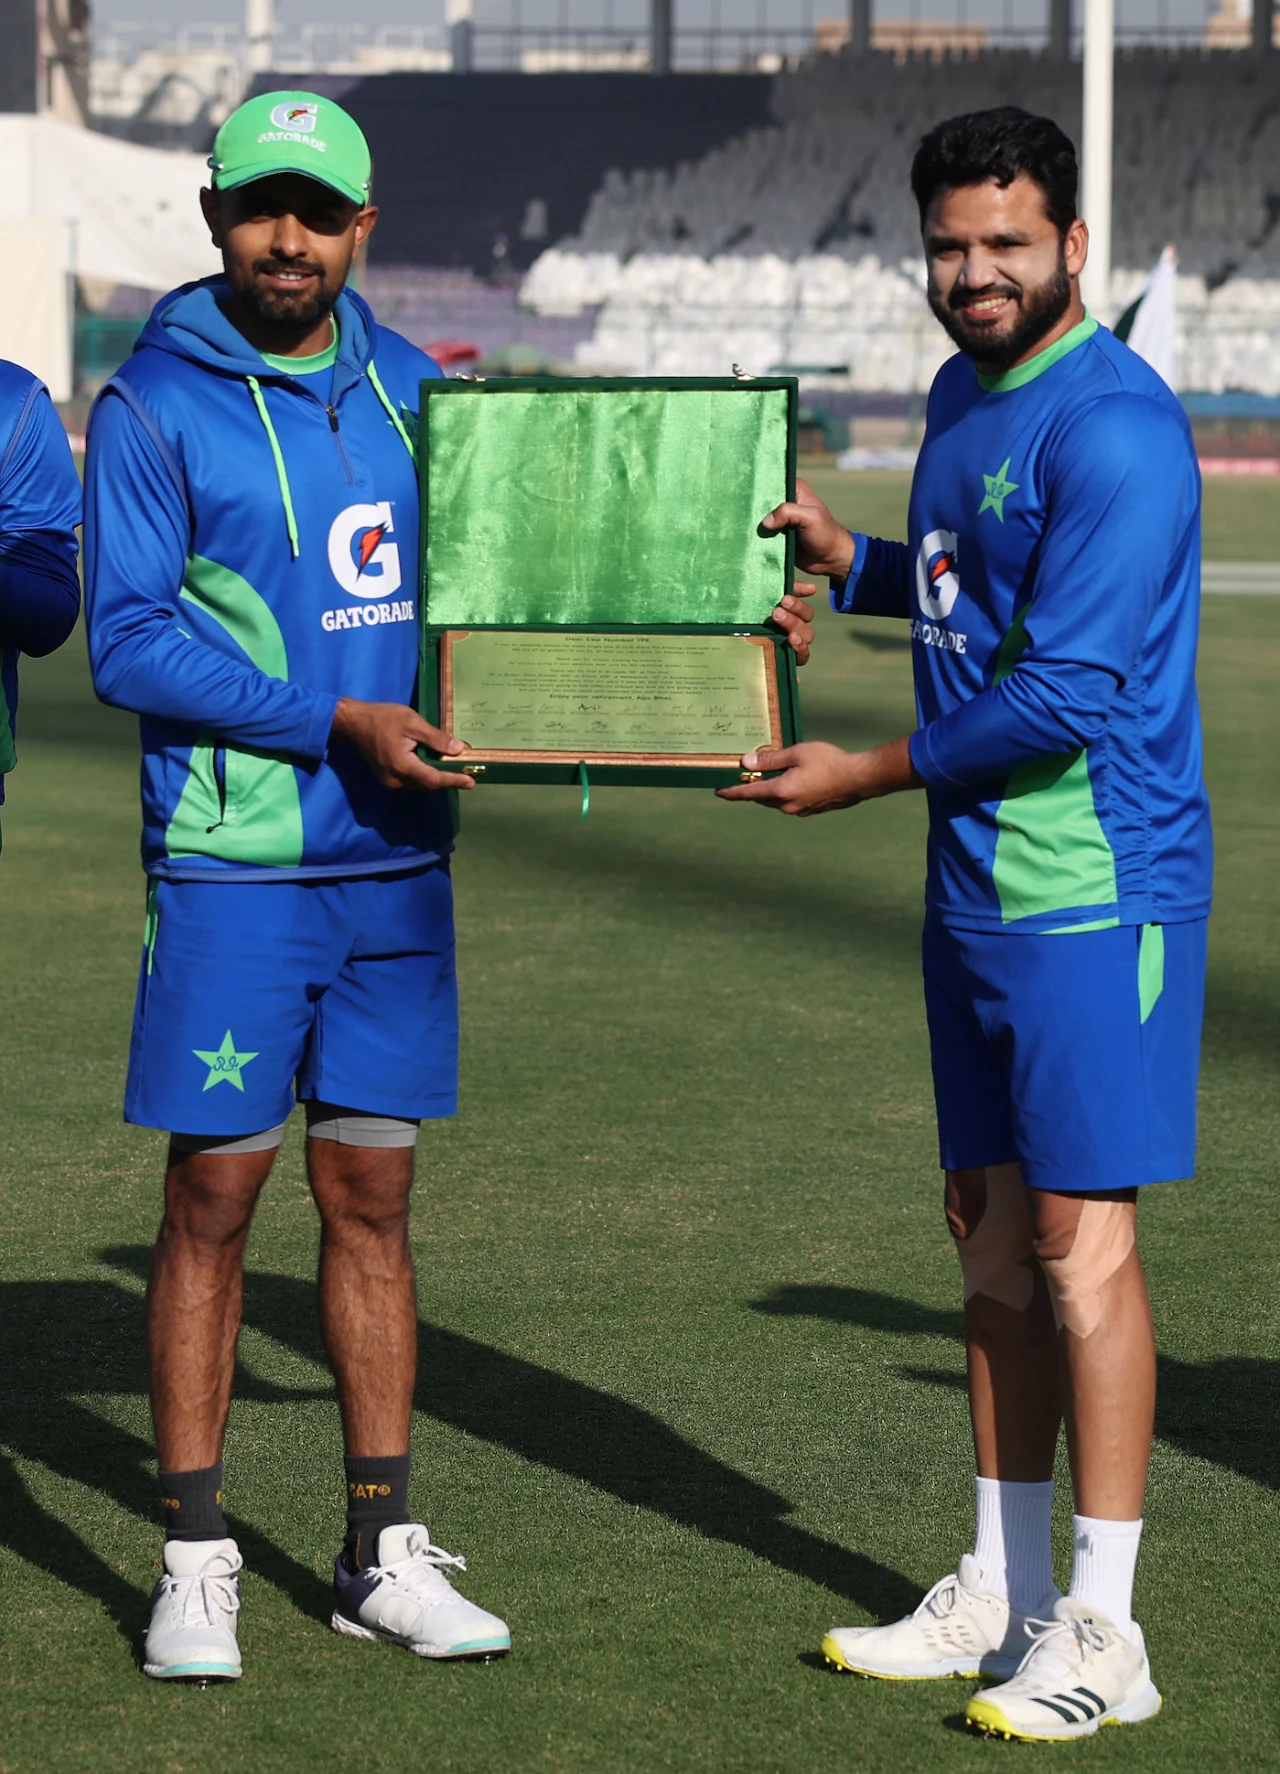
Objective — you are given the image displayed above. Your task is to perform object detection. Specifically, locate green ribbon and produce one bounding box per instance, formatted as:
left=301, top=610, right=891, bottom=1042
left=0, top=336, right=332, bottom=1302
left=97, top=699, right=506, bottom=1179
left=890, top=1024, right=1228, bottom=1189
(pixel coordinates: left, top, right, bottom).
left=578, top=760, right=590, bottom=823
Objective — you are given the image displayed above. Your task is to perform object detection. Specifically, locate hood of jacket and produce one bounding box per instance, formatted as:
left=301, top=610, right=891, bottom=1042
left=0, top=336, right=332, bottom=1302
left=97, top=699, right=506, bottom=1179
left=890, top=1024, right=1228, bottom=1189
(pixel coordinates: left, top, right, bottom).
left=135, top=275, right=377, bottom=393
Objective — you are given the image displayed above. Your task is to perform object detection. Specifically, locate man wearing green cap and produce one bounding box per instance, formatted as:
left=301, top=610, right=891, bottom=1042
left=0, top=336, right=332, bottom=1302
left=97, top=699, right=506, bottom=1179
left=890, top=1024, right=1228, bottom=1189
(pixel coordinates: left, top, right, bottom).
left=83, top=90, right=509, bottom=1682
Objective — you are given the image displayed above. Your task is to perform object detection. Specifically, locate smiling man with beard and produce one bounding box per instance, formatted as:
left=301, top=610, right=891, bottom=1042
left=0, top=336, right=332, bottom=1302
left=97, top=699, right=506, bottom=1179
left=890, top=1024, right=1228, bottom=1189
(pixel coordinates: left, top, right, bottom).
left=720, top=109, right=1210, bottom=1741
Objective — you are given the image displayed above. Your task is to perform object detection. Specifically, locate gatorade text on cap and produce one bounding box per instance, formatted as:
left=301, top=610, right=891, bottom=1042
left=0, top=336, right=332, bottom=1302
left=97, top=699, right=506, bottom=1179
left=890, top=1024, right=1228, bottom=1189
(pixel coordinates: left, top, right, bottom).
left=208, top=91, right=372, bottom=207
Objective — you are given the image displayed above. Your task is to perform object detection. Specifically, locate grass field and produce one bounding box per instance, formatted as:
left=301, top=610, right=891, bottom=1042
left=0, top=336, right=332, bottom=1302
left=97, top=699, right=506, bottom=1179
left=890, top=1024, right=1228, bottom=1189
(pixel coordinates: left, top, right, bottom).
left=802, top=467, right=1280, bottom=559
left=0, top=475, right=1277, bottom=1773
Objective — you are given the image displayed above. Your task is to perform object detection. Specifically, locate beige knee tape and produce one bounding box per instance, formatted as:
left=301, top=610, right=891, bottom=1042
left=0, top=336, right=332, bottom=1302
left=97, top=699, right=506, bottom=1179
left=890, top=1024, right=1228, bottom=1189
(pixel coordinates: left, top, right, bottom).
left=1038, top=1200, right=1135, bottom=1338
left=954, top=1164, right=1036, bottom=1312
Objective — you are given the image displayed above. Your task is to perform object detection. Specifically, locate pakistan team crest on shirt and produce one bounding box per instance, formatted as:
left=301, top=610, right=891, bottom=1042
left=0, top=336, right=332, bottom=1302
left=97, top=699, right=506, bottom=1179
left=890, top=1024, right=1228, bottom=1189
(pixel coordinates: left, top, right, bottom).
left=979, top=458, right=1019, bottom=521
left=194, top=1030, right=259, bottom=1092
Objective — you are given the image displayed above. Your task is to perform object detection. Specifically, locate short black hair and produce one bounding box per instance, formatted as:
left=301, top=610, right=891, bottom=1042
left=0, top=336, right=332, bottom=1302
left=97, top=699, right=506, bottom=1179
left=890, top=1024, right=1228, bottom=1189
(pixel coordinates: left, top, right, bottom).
left=910, top=106, right=1079, bottom=235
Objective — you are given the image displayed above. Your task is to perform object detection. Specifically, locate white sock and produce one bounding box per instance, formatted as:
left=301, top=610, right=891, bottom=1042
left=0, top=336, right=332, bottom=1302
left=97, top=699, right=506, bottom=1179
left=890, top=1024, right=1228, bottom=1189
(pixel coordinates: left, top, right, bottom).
left=1069, top=1514, right=1143, bottom=1642
left=972, top=1476, right=1057, bottom=1615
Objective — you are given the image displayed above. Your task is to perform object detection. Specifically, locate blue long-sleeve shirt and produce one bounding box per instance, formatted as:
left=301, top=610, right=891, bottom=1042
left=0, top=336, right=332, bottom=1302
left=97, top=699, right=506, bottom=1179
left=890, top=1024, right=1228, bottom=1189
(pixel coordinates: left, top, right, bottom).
left=832, top=317, right=1211, bottom=932
left=0, top=364, right=82, bottom=799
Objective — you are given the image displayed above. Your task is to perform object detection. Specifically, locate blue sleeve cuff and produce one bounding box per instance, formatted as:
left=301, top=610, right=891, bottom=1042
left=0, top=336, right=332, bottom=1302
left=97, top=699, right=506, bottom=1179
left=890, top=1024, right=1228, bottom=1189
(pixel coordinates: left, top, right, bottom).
left=828, top=532, right=868, bottom=615
left=907, top=725, right=943, bottom=788
left=307, top=691, right=341, bottom=762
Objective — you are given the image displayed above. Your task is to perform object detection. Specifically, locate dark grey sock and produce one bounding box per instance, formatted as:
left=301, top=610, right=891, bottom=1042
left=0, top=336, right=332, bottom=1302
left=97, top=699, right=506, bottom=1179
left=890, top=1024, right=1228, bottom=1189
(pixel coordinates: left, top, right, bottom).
left=158, top=1462, right=228, bottom=1542
left=343, top=1454, right=411, bottom=1571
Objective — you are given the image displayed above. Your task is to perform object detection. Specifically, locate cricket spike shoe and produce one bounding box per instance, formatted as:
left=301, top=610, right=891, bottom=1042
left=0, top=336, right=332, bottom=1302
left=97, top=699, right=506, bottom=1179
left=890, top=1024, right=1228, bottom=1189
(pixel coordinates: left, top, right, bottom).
left=821, top=1555, right=1050, bottom=1681
left=965, top=1598, right=1162, bottom=1742
left=143, top=1538, right=243, bottom=1682
left=331, top=1524, right=511, bottom=1661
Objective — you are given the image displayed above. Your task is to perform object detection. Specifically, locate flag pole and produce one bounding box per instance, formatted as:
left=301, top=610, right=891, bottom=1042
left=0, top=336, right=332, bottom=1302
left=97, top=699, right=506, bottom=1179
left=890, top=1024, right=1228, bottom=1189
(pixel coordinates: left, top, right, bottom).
left=1080, top=0, right=1114, bottom=318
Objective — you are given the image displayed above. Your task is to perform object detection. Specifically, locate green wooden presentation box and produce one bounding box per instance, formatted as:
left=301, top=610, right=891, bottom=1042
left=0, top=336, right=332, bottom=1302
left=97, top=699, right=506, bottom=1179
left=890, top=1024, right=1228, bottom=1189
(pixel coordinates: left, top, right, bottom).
left=417, top=375, right=803, bottom=788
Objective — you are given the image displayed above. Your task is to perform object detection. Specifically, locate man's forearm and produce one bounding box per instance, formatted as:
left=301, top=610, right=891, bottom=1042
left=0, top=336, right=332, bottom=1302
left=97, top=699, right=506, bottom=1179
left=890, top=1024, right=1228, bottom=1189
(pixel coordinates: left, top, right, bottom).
left=848, top=734, right=924, bottom=799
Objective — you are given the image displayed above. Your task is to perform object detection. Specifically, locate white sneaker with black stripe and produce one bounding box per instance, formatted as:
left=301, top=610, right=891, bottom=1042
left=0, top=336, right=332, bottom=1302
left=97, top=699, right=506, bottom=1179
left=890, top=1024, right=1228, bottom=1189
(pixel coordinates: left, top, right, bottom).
left=965, top=1598, right=1162, bottom=1741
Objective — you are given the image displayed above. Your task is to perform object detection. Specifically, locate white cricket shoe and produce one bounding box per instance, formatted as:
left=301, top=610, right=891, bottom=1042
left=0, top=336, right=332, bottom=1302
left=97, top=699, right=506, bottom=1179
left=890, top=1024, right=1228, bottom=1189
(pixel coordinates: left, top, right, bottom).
left=822, top=1555, right=1052, bottom=1680
left=966, top=1598, right=1162, bottom=1741
left=143, top=1538, right=243, bottom=1682
left=331, top=1524, right=511, bottom=1661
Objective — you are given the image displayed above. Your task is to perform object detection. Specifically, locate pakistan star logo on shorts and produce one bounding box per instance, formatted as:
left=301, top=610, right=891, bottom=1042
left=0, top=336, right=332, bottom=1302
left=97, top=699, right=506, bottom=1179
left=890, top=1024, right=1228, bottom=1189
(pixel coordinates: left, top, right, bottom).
left=193, top=1030, right=259, bottom=1092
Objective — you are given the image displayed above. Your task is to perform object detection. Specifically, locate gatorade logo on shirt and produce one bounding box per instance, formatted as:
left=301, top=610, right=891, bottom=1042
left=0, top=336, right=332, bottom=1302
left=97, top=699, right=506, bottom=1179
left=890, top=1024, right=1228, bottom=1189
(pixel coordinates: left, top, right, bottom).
left=913, top=529, right=968, bottom=655
left=322, top=502, right=414, bottom=632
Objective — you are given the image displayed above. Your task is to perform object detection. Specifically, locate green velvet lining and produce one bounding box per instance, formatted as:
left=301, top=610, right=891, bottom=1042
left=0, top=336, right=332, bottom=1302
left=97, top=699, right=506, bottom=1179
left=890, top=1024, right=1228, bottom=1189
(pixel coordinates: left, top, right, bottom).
left=424, top=387, right=789, bottom=626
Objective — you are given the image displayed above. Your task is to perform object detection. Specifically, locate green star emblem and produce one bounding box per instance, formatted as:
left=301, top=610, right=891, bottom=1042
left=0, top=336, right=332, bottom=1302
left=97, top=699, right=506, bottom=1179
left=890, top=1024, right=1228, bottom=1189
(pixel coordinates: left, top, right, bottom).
left=193, top=1029, right=259, bottom=1093
left=978, top=457, right=1020, bottom=522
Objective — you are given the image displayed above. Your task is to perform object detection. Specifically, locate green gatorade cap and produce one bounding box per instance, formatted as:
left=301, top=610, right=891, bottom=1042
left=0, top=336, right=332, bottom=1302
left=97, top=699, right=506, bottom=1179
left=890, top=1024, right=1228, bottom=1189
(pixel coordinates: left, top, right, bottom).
left=208, top=91, right=372, bottom=206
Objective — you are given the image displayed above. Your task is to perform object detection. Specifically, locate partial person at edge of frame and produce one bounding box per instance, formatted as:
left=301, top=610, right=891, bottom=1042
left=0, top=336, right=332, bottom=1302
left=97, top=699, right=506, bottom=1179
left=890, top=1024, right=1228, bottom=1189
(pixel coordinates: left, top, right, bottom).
left=0, top=361, right=82, bottom=853
left=722, top=105, right=1210, bottom=1746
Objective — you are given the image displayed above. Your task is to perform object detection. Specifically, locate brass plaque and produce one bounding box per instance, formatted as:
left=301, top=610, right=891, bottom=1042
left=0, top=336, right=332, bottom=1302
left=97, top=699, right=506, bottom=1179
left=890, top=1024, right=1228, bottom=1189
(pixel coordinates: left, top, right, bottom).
left=441, top=630, right=781, bottom=766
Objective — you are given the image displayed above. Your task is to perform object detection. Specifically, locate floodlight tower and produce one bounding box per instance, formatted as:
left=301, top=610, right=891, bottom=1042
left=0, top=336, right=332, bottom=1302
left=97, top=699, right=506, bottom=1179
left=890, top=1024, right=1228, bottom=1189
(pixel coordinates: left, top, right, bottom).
left=652, top=0, right=672, bottom=74
left=849, top=0, right=871, bottom=53
left=1253, top=0, right=1275, bottom=53
left=245, top=0, right=275, bottom=74
left=1080, top=0, right=1114, bottom=318
left=448, top=0, right=475, bottom=71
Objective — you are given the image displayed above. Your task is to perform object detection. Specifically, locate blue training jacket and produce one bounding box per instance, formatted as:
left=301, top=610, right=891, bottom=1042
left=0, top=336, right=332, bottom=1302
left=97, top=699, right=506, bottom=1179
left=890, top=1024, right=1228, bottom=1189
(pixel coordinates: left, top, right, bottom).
left=0, top=362, right=82, bottom=805
left=84, top=277, right=450, bottom=881
left=834, top=317, right=1212, bottom=934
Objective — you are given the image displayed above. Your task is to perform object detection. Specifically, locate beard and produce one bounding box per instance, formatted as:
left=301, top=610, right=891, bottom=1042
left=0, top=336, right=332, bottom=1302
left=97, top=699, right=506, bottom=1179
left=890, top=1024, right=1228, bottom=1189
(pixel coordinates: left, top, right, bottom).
left=930, top=250, right=1073, bottom=372
left=246, top=259, right=335, bottom=328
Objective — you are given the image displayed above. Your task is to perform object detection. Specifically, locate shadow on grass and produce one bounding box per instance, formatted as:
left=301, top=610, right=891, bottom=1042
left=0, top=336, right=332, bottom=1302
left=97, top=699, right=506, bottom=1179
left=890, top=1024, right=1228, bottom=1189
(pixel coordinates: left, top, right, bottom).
left=751, top=1283, right=1280, bottom=1491
left=0, top=1251, right=918, bottom=1660
left=0, top=1274, right=337, bottom=1663
left=237, top=1258, right=919, bottom=1622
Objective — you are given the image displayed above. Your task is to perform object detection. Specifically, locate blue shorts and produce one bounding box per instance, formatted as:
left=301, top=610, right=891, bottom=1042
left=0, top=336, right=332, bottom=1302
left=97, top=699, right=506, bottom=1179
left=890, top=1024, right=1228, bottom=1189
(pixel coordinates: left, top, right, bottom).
left=922, top=916, right=1207, bottom=1192
left=126, top=865, right=458, bottom=1136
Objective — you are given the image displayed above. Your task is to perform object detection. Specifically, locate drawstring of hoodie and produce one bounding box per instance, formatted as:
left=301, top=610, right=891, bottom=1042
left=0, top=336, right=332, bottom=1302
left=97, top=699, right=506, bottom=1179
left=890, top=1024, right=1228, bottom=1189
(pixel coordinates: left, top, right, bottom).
left=245, top=359, right=416, bottom=561
left=246, top=375, right=301, bottom=560
left=367, top=362, right=417, bottom=463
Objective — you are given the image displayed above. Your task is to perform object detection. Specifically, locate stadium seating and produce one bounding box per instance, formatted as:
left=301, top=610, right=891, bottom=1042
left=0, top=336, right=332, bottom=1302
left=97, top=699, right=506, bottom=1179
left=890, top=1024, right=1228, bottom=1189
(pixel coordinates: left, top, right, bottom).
left=521, top=50, right=1280, bottom=392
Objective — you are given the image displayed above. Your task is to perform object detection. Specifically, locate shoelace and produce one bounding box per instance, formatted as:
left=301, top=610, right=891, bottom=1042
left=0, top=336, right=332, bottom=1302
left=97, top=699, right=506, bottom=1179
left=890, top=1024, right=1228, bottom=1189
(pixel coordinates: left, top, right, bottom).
left=1015, top=1612, right=1110, bottom=1677
left=173, top=1568, right=241, bottom=1630
left=375, top=1528, right=468, bottom=1592
left=917, top=1571, right=968, bottom=1618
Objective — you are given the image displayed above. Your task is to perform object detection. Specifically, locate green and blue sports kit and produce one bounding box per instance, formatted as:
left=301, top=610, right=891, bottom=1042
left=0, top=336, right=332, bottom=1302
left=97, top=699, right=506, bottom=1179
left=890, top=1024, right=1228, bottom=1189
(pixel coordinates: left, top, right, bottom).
left=84, top=279, right=455, bottom=1135
left=834, top=318, right=1212, bottom=1188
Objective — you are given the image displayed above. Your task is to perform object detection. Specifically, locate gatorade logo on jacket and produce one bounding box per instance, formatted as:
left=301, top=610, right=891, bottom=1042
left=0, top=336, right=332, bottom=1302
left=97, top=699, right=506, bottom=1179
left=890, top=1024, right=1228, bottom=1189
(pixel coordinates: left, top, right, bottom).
left=83, top=277, right=450, bottom=883
left=328, top=502, right=401, bottom=596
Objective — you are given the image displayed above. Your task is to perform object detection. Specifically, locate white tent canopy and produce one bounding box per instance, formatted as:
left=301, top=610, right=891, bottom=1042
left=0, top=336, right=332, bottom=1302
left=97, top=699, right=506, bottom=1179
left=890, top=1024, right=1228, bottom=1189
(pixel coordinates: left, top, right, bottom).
left=0, top=114, right=218, bottom=291
left=0, top=116, right=218, bottom=395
